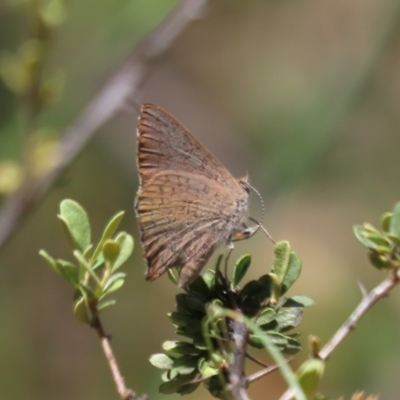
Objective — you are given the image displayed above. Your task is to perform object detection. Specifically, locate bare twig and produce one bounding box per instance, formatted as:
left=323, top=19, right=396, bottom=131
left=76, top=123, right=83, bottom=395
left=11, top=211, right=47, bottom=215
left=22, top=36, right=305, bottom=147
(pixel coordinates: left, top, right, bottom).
left=279, top=269, right=400, bottom=400
left=318, top=269, right=399, bottom=360
left=0, top=0, right=210, bottom=250
left=247, top=357, right=294, bottom=384
left=91, top=316, right=147, bottom=400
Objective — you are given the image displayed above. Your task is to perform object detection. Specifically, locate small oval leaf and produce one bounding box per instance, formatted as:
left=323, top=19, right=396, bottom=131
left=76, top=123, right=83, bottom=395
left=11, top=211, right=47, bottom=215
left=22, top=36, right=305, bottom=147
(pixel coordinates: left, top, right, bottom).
left=286, top=295, right=315, bottom=307
left=73, top=297, right=90, bottom=324
left=369, top=251, right=392, bottom=270
left=173, top=356, right=198, bottom=375
left=102, top=273, right=126, bottom=296
left=111, top=232, right=134, bottom=272
left=281, top=252, right=302, bottom=295
left=97, top=299, right=117, bottom=312
left=381, top=212, right=392, bottom=232
left=168, top=268, right=178, bottom=285
left=162, top=341, right=200, bottom=357
left=58, top=199, right=91, bottom=251
left=272, top=241, right=291, bottom=281
left=150, top=353, right=174, bottom=370
left=353, top=225, right=379, bottom=249
left=232, top=254, right=252, bottom=287
left=296, top=359, right=325, bottom=400
left=256, top=307, right=276, bottom=326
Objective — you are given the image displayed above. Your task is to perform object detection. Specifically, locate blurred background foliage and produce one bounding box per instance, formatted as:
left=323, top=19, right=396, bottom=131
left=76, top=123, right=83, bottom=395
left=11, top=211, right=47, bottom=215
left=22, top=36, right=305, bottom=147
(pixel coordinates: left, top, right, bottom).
left=1, top=0, right=400, bottom=399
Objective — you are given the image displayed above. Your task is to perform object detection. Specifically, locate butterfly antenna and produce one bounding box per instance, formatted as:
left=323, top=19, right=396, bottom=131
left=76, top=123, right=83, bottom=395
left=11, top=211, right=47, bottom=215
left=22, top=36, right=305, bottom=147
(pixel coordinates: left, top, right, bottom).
left=247, top=183, right=265, bottom=224
left=247, top=183, right=275, bottom=244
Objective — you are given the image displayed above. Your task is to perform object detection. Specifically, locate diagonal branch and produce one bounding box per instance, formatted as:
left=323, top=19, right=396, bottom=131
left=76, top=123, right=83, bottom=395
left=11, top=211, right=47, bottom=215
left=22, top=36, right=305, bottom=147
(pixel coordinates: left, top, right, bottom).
left=0, top=0, right=210, bottom=250
left=91, top=315, right=147, bottom=400
left=279, top=268, right=400, bottom=400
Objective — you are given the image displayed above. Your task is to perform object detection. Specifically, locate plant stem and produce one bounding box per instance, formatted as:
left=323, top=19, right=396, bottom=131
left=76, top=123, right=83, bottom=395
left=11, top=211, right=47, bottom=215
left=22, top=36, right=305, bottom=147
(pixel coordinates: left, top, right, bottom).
left=91, top=315, right=147, bottom=400
left=279, top=268, right=400, bottom=400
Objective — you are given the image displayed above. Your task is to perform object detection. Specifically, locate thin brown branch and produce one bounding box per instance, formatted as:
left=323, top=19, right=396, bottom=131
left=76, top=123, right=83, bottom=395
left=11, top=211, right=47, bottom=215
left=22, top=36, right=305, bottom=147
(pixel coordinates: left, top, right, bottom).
left=0, top=0, right=210, bottom=251
left=318, top=269, right=400, bottom=360
left=279, top=269, right=400, bottom=400
left=247, top=357, right=294, bottom=384
left=91, top=316, right=147, bottom=400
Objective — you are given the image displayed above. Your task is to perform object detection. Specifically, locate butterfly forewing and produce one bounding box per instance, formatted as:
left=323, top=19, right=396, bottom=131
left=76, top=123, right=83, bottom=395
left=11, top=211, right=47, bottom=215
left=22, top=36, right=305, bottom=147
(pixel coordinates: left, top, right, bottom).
left=137, top=104, right=239, bottom=188
left=136, top=103, right=250, bottom=287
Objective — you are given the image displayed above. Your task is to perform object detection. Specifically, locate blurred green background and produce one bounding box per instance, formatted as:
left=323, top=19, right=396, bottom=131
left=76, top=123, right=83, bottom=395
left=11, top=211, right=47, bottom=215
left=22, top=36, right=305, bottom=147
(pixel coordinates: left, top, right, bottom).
left=1, top=0, right=400, bottom=399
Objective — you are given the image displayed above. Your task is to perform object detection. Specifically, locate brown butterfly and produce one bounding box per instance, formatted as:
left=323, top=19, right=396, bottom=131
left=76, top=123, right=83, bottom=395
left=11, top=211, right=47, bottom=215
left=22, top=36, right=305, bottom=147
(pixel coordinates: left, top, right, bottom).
left=135, top=103, right=265, bottom=287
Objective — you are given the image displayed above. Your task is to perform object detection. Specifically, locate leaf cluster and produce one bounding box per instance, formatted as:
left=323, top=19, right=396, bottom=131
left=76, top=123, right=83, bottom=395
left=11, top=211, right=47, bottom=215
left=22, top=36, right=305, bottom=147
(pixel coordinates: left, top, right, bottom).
left=354, top=202, right=400, bottom=270
left=150, top=241, right=313, bottom=396
left=39, top=199, right=134, bottom=324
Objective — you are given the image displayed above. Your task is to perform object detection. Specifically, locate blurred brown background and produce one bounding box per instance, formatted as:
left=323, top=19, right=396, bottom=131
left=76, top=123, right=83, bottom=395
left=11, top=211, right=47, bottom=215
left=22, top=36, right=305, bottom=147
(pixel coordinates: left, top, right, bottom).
left=1, top=0, right=400, bottom=399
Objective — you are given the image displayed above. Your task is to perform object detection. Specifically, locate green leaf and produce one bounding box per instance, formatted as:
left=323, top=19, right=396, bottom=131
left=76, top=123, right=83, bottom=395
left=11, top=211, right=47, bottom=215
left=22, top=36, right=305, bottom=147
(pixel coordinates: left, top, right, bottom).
left=239, top=279, right=262, bottom=300
left=149, top=353, right=174, bottom=370
left=111, top=232, right=134, bottom=272
left=56, top=259, right=79, bottom=286
left=249, top=331, right=301, bottom=351
left=91, top=211, right=125, bottom=265
left=159, top=372, right=197, bottom=394
left=281, top=252, right=302, bottom=295
left=369, top=251, right=392, bottom=270
left=187, top=275, right=209, bottom=296
left=168, top=268, right=179, bottom=285
left=97, top=299, right=116, bottom=312
left=269, top=273, right=282, bottom=303
left=276, top=308, right=303, bottom=331
left=176, top=381, right=200, bottom=395
left=102, top=240, right=121, bottom=265
left=176, top=293, right=206, bottom=315
left=73, top=297, right=90, bottom=324
left=58, top=199, right=91, bottom=252
left=39, top=249, right=57, bottom=271
left=204, top=375, right=226, bottom=398
left=162, top=341, right=200, bottom=357
left=172, top=355, right=198, bottom=375
left=381, top=212, right=392, bottom=232
left=363, top=232, right=391, bottom=248
left=272, top=241, right=291, bottom=282
left=168, top=312, right=202, bottom=331
left=203, top=269, right=215, bottom=288
left=390, top=202, right=400, bottom=238
left=257, top=274, right=272, bottom=300
left=232, top=254, right=251, bottom=287
left=198, top=358, right=219, bottom=378
left=102, top=272, right=126, bottom=296
left=285, top=296, right=314, bottom=307
left=296, top=359, right=325, bottom=400
left=353, top=225, right=384, bottom=251
left=268, top=332, right=302, bottom=353
left=256, top=307, right=276, bottom=326
left=161, top=370, right=177, bottom=382
left=387, top=233, right=400, bottom=246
